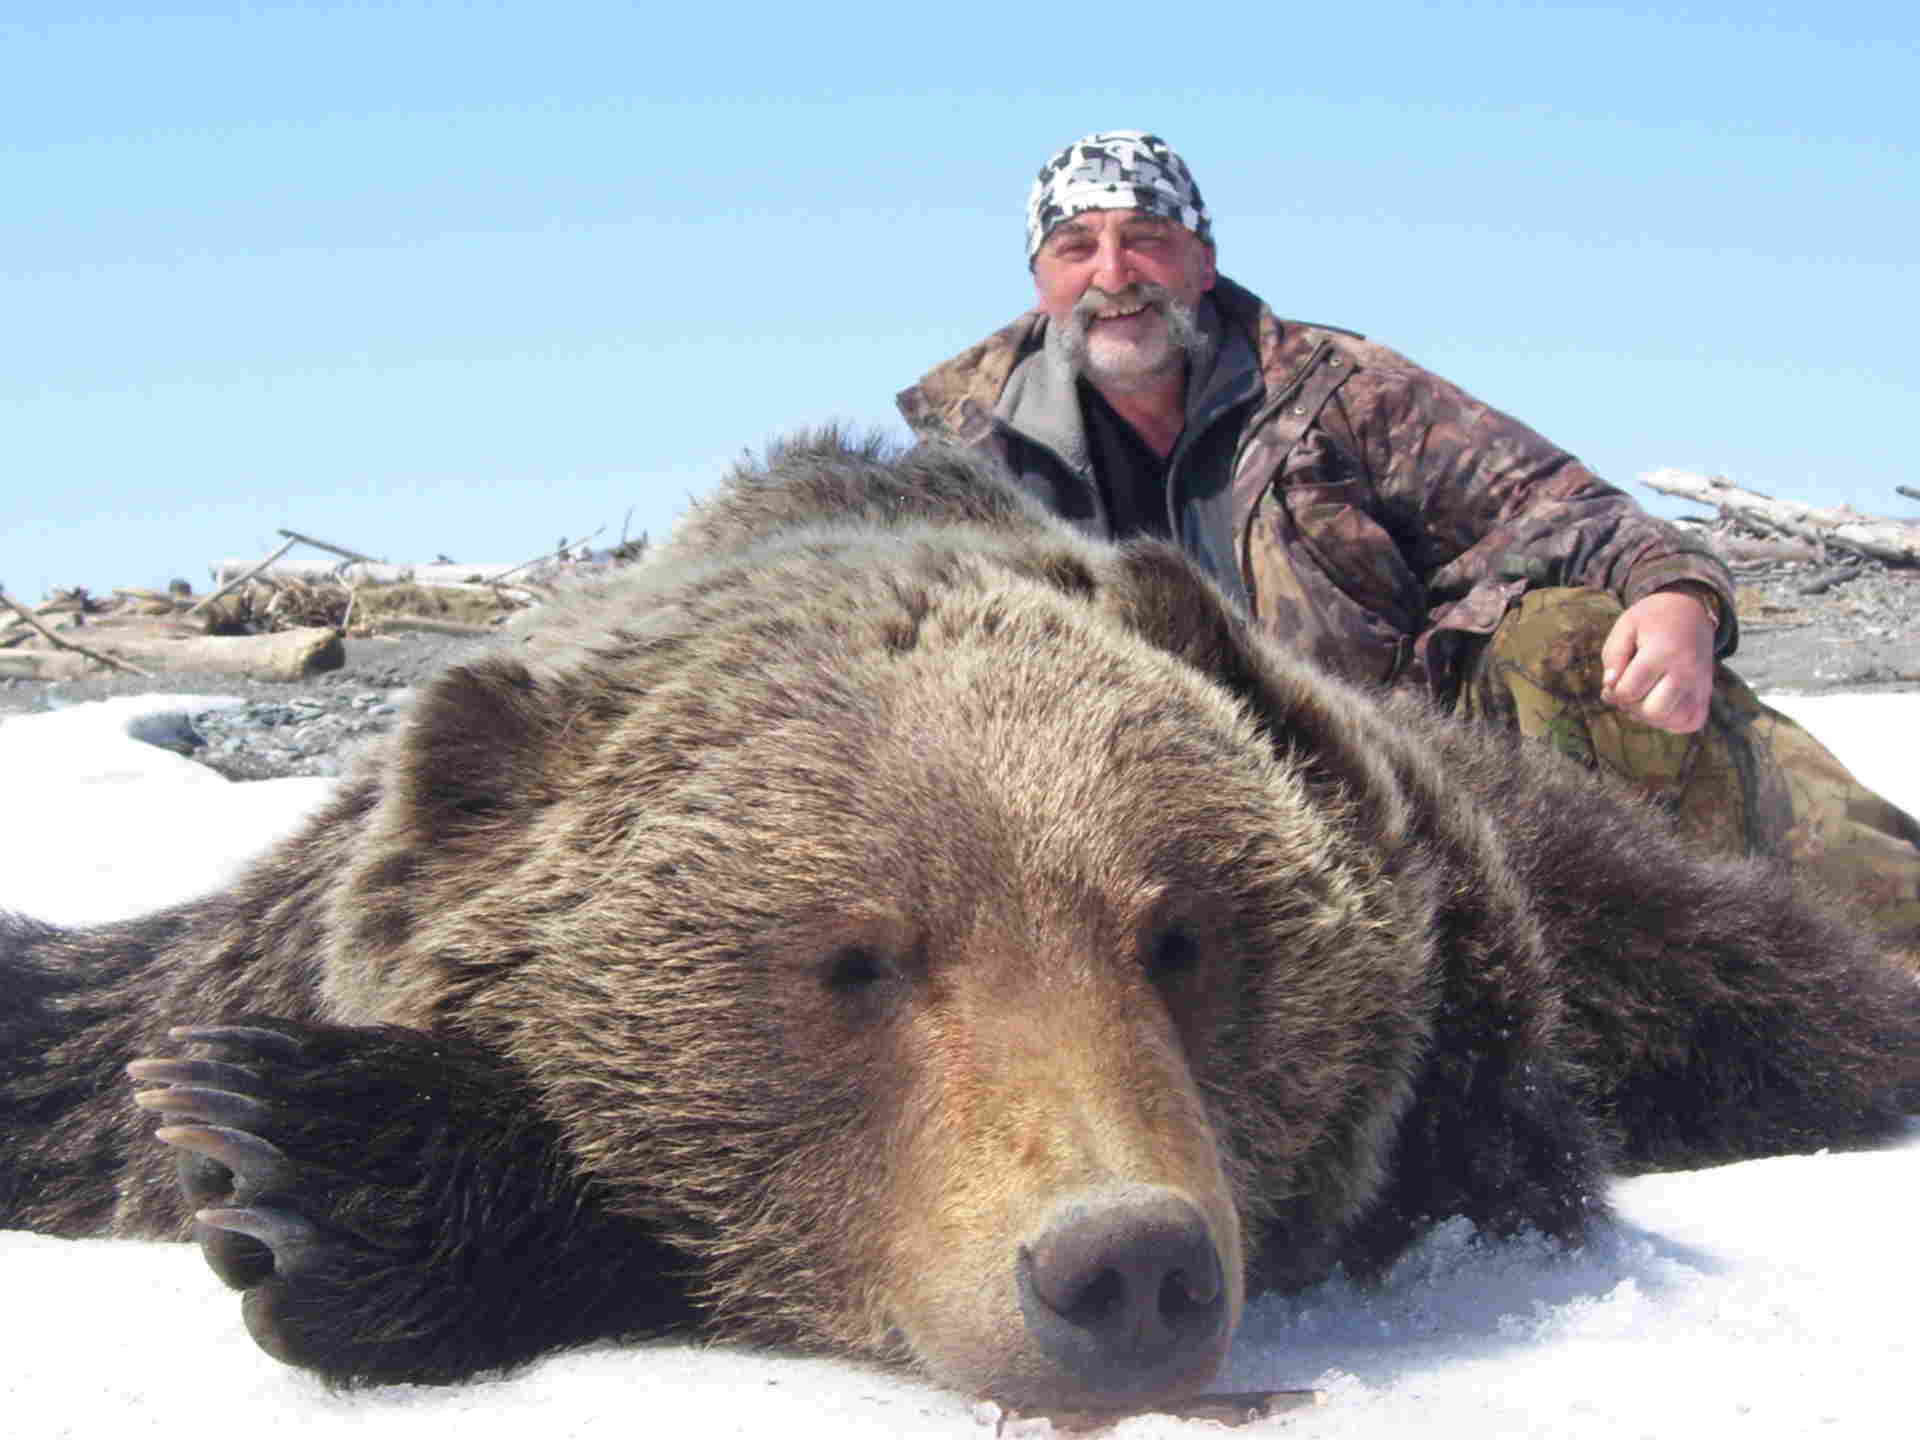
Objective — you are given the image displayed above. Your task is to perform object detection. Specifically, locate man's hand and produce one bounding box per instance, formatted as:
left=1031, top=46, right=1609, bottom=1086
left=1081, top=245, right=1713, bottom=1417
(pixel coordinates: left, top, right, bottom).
left=1599, top=589, right=1718, bottom=734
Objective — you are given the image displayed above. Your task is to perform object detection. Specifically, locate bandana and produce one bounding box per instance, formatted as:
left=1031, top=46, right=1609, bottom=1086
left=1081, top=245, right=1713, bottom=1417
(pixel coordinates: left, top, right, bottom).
left=1025, top=131, right=1211, bottom=261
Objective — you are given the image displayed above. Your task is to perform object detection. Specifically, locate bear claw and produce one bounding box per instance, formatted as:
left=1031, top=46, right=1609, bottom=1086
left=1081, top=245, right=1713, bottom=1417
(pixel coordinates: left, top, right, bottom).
left=168, top=1023, right=307, bottom=1059
left=198, top=1206, right=325, bottom=1271
left=127, top=1056, right=265, bottom=1094
left=131, top=1082, right=271, bottom=1135
left=152, top=1123, right=294, bottom=1197
left=123, top=1016, right=661, bottom=1384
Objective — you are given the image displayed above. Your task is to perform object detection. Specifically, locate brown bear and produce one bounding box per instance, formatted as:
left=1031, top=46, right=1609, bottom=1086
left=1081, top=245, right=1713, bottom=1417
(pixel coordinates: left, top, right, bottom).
left=2, top=431, right=1916, bottom=1415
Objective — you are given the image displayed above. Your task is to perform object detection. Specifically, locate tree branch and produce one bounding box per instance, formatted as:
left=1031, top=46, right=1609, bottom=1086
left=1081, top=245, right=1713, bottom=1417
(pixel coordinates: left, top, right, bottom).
left=0, top=589, right=153, bottom=677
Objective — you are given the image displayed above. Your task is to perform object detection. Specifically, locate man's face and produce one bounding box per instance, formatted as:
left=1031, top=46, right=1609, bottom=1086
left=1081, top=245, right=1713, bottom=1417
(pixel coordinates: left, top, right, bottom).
left=1032, top=209, right=1217, bottom=392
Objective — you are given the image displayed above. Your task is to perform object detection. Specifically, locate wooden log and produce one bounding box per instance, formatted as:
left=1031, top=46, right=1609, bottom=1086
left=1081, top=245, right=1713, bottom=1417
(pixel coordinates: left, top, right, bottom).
left=1716, top=534, right=1824, bottom=567
left=488, top=524, right=606, bottom=586
left=0, top=591, right=153, bottom=676
left=1641, top=469, right=1920, bottom=566
left=211, top=559, right=532, bottom=587
left=0, top=650, right=91, bottom=680
left=1796, top=561, right=1863, bottom=596
left=190, top=537, right=299, bottom=615
left=77, top=626, right=345, bottom=682
left=371, top=616, right=498, bottom=638
left=276, top=528, right=378, bottom=565
left=113, top=587, right=189, bottom=615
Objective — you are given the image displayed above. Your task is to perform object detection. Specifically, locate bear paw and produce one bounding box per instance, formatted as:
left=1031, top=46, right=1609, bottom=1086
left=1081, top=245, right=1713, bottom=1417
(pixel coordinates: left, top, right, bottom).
left=130, top=1019, right=540, bottom=1384
left=129, top=1018, right=689, bottom=1385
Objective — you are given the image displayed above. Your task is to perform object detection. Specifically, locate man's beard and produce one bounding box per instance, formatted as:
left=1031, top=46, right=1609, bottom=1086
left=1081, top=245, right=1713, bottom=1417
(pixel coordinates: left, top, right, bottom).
left=1045, top=283, right=1211, bottom=394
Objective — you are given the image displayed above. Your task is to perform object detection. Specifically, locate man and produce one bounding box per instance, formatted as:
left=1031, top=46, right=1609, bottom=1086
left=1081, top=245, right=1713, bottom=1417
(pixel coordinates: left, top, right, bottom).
left=899, top=129, right=1920, bottom=946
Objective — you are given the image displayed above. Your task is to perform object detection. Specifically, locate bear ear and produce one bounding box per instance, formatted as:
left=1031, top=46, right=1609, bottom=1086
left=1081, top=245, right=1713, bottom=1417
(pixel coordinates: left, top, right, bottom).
left=1097, top=542, right=1413, bottom=815
left=672, top=431, right=1045, bottom=560
left=389, top=656, right=559, bottom=845
left=1097, top=543, right=1271, bottom=698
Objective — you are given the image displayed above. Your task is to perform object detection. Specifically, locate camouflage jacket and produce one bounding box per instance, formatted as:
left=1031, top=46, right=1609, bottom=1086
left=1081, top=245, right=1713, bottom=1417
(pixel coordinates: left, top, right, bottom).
left=896, top=275, right=1736, bottom=698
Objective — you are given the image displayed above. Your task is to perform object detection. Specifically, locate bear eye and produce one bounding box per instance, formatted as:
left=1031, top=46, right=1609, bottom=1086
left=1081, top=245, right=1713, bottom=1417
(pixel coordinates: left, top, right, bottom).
left=1145, top=925, right=1200, bottom=982
left=823, top=946, right=893, bottom=995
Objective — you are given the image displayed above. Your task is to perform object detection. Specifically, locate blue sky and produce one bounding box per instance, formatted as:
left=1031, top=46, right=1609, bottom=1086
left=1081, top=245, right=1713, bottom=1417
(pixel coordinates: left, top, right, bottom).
left=5, top=1, right=1916, bottom=599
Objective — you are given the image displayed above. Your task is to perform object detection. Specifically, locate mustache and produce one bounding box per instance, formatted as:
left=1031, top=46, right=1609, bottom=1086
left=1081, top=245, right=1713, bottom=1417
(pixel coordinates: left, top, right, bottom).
left=1044, top=280, right=1212, bottom=390
left=1067, top=283, right=1177, bottom=330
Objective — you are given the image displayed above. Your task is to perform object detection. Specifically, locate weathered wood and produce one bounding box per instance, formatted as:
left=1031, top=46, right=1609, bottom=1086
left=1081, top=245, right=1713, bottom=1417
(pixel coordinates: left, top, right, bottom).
left=113, top=587, right=189, bottom=616
left=212, top=559, right=531, bottom=587
left=1642, top=469, right=1920, bottom=566
left=190, top=537, right=299, bottom=615
left=1796, top=561, right=1863, bottom=596
left=488, top=524, right=607, bottom=586
left=17, top=621, right=346, bottom=682
left=0, top=591, right=153, bottom=676
left=90, top=625, right=346, bottom=681
left=276, top=528, right=378, bottom=565
left=371, top=616, right=498, bottom=638
left=1716, top=534, right=1825, bottom=567
left=0, top=650, right=90, bottom=679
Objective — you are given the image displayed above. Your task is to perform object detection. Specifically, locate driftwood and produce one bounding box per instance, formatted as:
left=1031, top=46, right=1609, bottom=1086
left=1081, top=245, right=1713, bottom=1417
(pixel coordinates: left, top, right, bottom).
left=212, top=558, right=538, bottom=588
left=0, top=591, right=153, bottom=677
left=487, top=524, right=607, bottom=587
left=113, top=587, right=191, bottom=613
left=1796, top=561, right=1864, bottom=596
left=191, top=537, right=299, bottom=616
left=1642, top=469, right=1920, bottom=567
left=370, top=616, right=498, bottom=638
left=208, top=518, right=631, bottom=591
left=1715, top=534, right=1826, bottom=568
left=29, top=592, right=94, bottom=616
left=3, top=621, right=343, bottom=683
left=0, top=651, right=90, bottom=680
left=276, top=528, right=377, bottom=565
left=9, top=515, right=639, bottom=678
left=88, top=625, right=346, bottom=681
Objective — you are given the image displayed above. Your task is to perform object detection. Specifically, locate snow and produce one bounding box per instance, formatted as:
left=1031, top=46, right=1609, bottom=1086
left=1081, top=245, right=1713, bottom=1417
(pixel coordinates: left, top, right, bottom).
left=3, top=691, right=1916, bottom=1439
left=0, top=695, right=335, bottom=926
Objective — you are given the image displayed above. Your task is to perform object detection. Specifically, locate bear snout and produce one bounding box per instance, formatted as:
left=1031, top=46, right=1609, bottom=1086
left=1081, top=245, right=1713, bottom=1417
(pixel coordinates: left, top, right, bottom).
left=1014, top=1185, right=1230, bottom=1404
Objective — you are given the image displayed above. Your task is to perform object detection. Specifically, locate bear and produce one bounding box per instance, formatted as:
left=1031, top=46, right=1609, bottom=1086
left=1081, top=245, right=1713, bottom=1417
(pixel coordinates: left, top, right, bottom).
left=2, top=430, right=1916, bottom=1415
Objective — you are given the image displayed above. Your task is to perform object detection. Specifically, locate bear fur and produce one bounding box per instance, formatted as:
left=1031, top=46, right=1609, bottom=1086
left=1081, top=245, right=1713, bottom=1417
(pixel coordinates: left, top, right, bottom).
left=2, top=432, right=1917, bottom=1412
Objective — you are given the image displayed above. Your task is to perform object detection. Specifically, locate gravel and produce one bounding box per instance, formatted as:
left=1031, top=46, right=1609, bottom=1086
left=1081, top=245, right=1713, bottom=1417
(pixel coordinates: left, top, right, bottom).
left=185, top=690, right=412, bottom=780
left=1722, top=557, right=1920, bottom=693
left=0, top=628, right=468, bottom=781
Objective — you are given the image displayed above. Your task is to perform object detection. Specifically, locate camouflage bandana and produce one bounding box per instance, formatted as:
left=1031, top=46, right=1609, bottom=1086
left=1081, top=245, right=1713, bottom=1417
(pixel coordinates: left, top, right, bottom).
left=1025, top=131, right=1211, bottom=261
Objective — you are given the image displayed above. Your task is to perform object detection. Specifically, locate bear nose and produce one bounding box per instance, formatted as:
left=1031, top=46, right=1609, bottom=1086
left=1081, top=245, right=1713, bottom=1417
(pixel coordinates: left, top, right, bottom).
left=1017, top=1187, right=1228, bottom=1399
